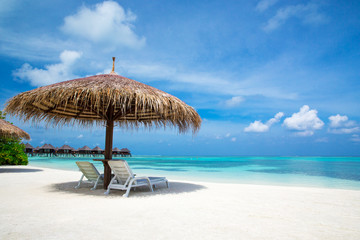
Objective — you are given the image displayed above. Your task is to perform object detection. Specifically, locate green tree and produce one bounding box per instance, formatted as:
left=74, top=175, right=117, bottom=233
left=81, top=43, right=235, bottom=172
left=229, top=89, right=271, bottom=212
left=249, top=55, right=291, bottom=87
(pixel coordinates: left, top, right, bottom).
left=0, top=110, right=28, bottom=165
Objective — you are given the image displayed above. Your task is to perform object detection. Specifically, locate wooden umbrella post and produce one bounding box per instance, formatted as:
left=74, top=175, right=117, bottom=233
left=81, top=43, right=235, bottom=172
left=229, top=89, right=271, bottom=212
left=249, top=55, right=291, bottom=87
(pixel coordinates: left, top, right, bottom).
left=103, top=105, right=114, bottom=189
left=103, top=119, right=114, bottom=189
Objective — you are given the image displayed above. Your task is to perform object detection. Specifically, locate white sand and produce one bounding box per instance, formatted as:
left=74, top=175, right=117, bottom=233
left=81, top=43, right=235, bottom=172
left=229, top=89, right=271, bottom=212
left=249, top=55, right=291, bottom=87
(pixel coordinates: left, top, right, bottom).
left=0, top=165, right=359, bottom=240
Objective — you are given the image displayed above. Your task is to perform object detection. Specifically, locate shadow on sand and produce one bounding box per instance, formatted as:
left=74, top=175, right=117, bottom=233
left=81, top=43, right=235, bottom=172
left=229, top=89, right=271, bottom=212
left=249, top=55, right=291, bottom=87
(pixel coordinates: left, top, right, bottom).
left=49, top=181, right=207, bottom=198
left=0, top=168, right=43, bottom=173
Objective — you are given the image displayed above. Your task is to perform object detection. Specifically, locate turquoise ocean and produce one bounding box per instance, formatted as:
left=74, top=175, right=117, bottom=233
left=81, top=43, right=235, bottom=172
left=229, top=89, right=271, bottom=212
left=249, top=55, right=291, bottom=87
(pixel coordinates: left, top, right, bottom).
left=28, top=156, right=360, bottom=190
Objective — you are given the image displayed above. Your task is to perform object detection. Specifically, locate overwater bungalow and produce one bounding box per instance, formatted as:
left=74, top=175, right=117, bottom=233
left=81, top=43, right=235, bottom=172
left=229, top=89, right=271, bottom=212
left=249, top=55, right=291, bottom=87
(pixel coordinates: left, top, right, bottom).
left=112, top=147, right=121, bottom=156
left=58, top=144, right=76, bottom=156
left=78, top=146, right=92, bottom=156
left=120, top=148, right=132, bottom=157
left=24, top=143, right=34, bottom=155
left=92, top=146, right=104, bottom=156
left=33, top=146, right=40, bottom=154
left=38, top=143, right=56, bottom=156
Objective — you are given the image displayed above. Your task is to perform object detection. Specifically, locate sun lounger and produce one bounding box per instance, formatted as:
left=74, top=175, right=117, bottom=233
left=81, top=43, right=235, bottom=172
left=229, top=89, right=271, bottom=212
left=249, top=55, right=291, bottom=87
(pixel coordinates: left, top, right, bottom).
left=105, top=160, right=169, bottom=197
left=75, top=161, right=104, bottom=190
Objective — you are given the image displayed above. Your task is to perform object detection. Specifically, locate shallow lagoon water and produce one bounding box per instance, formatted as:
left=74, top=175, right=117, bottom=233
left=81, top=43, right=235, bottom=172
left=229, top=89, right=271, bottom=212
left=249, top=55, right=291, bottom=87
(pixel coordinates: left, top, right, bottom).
left=28, top=155, right=360, bottom=190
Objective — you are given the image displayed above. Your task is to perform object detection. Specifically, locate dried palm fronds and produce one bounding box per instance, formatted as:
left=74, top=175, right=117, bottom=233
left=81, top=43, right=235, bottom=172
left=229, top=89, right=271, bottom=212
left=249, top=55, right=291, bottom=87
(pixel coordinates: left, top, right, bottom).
left=0, top=119, right=30, bottom=140
left=5, top=72, right=201, bottom=134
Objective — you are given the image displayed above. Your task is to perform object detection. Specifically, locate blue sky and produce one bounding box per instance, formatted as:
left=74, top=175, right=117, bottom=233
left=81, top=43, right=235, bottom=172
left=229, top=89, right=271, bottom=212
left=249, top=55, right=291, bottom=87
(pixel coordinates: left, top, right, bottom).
left=0, top=0, right=359, bottom=156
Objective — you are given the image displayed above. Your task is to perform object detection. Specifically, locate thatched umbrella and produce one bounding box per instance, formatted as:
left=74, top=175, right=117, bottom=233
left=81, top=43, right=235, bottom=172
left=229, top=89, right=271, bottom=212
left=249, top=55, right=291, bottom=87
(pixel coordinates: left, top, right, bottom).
left=0, top=119, right=30, bottom=140
left=5, top=58, right=201, bottom=188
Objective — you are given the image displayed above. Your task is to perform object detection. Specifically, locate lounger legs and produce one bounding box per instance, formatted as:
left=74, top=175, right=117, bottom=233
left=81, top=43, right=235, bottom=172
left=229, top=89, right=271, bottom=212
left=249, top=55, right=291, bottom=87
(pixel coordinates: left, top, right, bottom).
left=91, top=175, right=102, bottom=190
left=75, top=174, right=85, bottom=189
left=122, top=178, right=153, bottom=197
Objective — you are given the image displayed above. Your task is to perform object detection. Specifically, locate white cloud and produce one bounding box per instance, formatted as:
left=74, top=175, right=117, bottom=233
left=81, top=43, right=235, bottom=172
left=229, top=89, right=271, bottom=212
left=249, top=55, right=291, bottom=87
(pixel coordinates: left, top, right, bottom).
left=329, top=114, right=349, bottom=128
left=256, top=0, right=279, bottom=12
left=231, top=137, right=237, bottom=142
left=225, top=96, right=244, bottom=108
left=244, top=112, right=284, bottom=133
left=263, top=3, right=326, bottom=32
left=267, top=112, right=284, bottom=125
left=13, top=50, right=82, bottom=86
left=283, top=105, right=324, bottom=136
left=244, top=120, right=269, bottom=133
left=328, top=114, right=359, bottom=134
left=61, top=1, right=145, bottom=49
left=77, top=134, right=84, bottom=139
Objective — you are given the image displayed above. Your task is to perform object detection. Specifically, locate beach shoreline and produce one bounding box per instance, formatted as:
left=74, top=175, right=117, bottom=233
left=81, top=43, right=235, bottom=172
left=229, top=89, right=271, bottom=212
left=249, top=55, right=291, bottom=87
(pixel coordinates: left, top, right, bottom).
left=1, top=165, right=360, bottom=240
left=27, top=155, right=360, bottom=191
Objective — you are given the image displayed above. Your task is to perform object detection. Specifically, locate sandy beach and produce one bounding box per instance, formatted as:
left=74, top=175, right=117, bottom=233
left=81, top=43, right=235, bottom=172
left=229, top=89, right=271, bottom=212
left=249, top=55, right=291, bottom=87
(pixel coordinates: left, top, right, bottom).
left=0, top=165, right=359, bottom=240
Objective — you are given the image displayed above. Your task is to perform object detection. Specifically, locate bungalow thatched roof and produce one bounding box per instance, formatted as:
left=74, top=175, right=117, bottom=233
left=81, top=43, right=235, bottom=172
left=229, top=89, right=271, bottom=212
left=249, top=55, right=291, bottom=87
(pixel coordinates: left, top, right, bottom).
left=25, top=143, right=34, bottom=149
left=92, top=146, right=103, bottom=151
left=59, top=144, right=74, bottom=151
left=39, top=143, right=55, bottom=150
left=112, top=147, right=121, bottom=152
left=78, top=145, right=92, bottom=151
left=0, top=119, right=30, bottom=140
left=120, top=148, right=130, bottom=153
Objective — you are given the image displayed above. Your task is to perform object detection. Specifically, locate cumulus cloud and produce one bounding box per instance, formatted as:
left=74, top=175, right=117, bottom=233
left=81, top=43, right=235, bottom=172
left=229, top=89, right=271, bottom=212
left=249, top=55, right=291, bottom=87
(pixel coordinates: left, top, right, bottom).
left=244, top=112, right=284, bottom=133
left=225, top=96, right=244, bottom=108
left=328, top=114, right=359, bottom=134
left=13, top=50, right=82, bottom=86
left=77, top=134, right=84, bottom=139
left=61, top=1, right=145, bottom=49
left=231, top=137, right=237, bottom=142
left=256, top=0, right=279, bottom=12
left=283, top=105, right=324, bottom=136
left=262, top=3, right=326, bottom=32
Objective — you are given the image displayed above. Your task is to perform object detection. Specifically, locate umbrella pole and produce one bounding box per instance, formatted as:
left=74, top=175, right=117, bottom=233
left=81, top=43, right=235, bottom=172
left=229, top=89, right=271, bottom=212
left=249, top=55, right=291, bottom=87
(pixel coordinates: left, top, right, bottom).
left=103, top=119, right=114, bottom=189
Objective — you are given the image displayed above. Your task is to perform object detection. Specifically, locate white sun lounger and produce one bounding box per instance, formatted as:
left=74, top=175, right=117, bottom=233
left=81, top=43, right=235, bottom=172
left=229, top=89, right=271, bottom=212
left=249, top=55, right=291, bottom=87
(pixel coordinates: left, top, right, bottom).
left=105, top=160, right=169, bottom=197
left=75, top=161, right=104, bottom=190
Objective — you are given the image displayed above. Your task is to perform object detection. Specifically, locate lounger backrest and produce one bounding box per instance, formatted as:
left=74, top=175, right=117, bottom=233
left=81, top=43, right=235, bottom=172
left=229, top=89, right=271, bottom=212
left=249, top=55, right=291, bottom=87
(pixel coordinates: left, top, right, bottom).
left=108, top=160, right=134, bottom=184
left=76, top=161, right=100, bottom=181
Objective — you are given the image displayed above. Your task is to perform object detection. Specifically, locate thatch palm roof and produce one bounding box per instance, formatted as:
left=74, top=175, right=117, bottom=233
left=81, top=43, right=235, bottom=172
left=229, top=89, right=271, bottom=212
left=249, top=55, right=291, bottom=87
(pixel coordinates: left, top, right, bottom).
left=39, top=143, right=55, bottom=150
left=112, top=147, right=121, bottom=152
left=59, top=144, right=74, bottom=150
left=78, top=145, right=92, bottom=151
left=120, top=148, right=130, bottom=153
left=25, top=143, right=34, bottom=149
left=0, top=119, right=30, bottom=140
left=92, top=146, right=103, bottom=151
left=4, top=73, right=201, bottom=133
